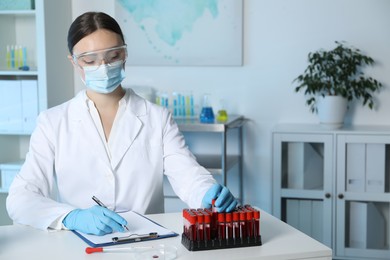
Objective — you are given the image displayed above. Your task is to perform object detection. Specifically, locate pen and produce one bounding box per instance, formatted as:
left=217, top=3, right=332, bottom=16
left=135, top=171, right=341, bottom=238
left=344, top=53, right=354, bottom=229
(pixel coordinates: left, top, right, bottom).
left=92, top=196, right=129, bottom=231
left=86, top=246, right=154, bottom=254
left=112, top=232, right=159, bottom=243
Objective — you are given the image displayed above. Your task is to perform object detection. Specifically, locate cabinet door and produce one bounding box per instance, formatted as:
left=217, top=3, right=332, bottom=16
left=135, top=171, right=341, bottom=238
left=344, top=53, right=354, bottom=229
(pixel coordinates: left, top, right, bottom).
left=336, top=135, right=390, bottom=259
left=273, top=133, right=333, bottom=248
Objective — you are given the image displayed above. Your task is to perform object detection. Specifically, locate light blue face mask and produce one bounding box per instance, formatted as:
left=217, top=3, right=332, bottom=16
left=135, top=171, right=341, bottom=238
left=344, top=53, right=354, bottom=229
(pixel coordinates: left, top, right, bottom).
left=83, top=60, right=125, bottom=94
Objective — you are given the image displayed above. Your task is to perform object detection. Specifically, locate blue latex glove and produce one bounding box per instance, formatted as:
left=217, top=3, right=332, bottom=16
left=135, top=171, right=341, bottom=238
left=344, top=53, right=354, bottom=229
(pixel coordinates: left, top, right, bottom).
left=202, top=183, right=238, bottom=212
left=62, top=206, right=127, bottom=236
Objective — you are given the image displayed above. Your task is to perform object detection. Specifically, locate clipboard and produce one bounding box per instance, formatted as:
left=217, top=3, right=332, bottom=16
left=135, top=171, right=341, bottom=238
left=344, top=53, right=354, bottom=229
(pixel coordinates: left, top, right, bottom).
left=71, top=211, right=178, bottom=247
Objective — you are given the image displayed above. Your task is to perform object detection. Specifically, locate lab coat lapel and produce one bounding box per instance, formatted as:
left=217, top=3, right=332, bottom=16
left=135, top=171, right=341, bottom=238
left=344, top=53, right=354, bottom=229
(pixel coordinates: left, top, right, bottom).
left=69, top=91, right=111, bottom=168
left=109, top=89, right=146, bottom=170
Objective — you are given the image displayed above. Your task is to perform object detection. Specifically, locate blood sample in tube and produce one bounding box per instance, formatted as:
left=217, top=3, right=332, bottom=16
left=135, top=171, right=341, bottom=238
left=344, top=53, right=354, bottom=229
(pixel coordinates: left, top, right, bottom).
left=253, top=210, right=260, bottom=237
left=232, top=211, right=240, bottom=239
left=239, top=211, right=247, bottom=239
left=204, top=213, right=211, bottom=240
left=217, top=213, right=226, bottom=240
left=225, top=213, right=233, bottom=239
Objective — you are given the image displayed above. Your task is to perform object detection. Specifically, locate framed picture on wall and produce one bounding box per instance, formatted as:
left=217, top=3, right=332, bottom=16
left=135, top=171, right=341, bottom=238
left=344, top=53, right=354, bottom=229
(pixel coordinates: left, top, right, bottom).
left=115, top=0, right=243, bottom=66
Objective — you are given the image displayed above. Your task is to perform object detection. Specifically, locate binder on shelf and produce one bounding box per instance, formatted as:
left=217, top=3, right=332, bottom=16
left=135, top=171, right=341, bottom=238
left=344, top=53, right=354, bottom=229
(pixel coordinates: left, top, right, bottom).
left=21, top=79, right=38, bottom=133
left=349, top=201, right=385, bottom=249
left=287, top=143, right=323, bottom=189
left=72, top=211, right=178, bottom=248
left=366, top=144, right=385, bottom=192
left=285, top=199, right=323, bottom=241
left=0, top=79, right=38, bottom=134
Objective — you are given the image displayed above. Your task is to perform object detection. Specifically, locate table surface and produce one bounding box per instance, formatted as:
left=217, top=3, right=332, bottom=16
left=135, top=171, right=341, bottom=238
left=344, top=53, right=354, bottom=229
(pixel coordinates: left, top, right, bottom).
left=176, top=114, right=245, bottom=132
left=0, top=210, right=332, bottom=260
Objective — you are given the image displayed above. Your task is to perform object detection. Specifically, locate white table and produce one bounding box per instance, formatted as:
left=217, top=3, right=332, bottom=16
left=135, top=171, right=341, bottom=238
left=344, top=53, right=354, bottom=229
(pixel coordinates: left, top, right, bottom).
left=0, top=210, right=332, bottom=259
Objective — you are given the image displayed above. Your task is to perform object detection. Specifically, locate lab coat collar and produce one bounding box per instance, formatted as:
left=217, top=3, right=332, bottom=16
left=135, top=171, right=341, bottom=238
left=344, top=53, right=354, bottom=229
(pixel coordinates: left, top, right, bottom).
left=109, top=88, right=145, bottom=169
left=126, top=88, right=147, bottom=117
left=69, top=89, right=146, bottom=170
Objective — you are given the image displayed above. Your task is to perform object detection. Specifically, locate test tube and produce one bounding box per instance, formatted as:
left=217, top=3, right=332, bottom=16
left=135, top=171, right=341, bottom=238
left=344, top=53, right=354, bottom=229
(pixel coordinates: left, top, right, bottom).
left=188, top=211, right=197, bottom=241
left=6, top=45, right=11, bottom=69
left=225, top=212, right=233, bottom=239
left=211, top=199, right=218, bottom=239
left=22, top=46, right=27, bottom=66
left=232, top=211, right=240, bottom=239
left=204, top=212, right=211, bottom=240
left=246, top=209, right=254, bottom=238
left=11, top=45, right=15, bottom=68
left=239, top=210, right=247, bottom=239
left=196, top=212, right=204, bottom=241
left=182, top=209, right=188, bottom=235
left=217, top=213, right=226, bottom=240
left=253, top=210, right=260, bottom=237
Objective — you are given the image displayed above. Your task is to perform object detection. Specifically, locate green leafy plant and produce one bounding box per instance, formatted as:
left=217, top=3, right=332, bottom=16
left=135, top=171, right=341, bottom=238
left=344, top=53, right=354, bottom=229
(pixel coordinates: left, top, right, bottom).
left=294, top=41, right=383, bottom=113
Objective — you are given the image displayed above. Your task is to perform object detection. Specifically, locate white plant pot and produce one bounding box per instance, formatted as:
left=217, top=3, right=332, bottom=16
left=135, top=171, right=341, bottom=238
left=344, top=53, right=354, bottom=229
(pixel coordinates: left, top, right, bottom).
left=317, top=96, right=348, bottom=129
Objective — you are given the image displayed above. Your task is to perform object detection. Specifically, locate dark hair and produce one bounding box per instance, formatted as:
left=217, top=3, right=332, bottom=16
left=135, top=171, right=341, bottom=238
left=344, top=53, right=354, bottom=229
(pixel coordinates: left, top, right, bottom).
left=67, top=12, right=125, bottom=54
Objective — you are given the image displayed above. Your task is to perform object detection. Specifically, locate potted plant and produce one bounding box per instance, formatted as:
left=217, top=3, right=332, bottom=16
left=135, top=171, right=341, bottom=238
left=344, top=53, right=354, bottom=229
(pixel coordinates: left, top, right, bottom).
left=294, top=41, right=383, bottom=128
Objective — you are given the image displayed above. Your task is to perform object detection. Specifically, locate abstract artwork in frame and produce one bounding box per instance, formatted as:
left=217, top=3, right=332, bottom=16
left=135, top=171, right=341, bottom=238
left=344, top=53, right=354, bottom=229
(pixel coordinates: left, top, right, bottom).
left=115, top=0, right=243, bottom=66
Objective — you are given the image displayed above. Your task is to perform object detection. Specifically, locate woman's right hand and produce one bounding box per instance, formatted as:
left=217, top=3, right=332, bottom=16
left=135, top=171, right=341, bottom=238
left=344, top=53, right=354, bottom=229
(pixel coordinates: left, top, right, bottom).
left=62, top=205, right=127, bottom=235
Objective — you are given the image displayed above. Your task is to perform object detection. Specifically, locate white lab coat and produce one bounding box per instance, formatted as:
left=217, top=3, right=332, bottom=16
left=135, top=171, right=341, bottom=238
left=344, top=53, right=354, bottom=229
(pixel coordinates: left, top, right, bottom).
left=6, top=89, right=215, bottom=230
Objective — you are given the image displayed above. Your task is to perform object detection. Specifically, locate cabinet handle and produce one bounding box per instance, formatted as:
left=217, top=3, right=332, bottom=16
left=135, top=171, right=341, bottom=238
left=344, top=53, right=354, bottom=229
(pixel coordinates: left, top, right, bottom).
left=338, top=194, right=344, bottom=199
left=325, top=193, right=331, bottom=199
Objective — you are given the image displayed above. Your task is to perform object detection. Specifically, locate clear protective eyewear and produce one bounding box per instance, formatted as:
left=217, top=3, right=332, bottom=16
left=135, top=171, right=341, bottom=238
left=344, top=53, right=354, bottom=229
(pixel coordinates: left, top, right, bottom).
left=72, top=45, right=127, bottom=71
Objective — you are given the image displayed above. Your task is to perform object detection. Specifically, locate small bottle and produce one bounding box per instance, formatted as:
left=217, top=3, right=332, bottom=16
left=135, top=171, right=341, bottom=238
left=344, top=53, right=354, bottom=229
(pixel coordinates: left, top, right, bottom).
left=6, top=45, right=11, bottom=69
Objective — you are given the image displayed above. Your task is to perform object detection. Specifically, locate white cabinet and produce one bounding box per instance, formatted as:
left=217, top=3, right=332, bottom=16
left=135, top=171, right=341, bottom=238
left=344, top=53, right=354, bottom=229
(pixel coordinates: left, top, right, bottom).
left=273, top=124, right=390, bottom=260
left=0, top=1, right=73, bottom=224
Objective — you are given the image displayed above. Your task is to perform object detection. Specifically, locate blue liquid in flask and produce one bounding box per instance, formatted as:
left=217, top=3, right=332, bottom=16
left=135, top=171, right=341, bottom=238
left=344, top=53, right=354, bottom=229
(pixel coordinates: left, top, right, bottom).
left=200, top=107, right=215, bottom=123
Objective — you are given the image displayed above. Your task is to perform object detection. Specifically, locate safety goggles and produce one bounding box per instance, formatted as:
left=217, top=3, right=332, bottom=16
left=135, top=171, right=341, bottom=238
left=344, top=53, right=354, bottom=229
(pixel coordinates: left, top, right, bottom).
left=72, top=45, right=127, bottom=71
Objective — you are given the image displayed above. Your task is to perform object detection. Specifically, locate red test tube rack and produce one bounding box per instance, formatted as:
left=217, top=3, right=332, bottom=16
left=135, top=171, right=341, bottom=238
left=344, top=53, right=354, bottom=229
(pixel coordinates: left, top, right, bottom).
left=181, top=204, right=262, bottom=251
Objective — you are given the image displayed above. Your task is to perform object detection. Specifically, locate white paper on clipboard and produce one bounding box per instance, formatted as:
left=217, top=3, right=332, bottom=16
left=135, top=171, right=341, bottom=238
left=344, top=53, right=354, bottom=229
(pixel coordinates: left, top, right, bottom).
left=72, top=211, right=177, bottom=247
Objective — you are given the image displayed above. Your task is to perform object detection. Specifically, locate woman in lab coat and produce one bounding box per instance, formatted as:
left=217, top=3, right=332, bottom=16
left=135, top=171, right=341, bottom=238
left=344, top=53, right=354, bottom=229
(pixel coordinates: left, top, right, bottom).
left=6, top=12, right=237, bottom=235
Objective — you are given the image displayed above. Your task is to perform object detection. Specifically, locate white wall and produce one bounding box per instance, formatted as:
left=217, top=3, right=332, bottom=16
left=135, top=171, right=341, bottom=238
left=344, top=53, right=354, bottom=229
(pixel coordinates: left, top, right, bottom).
left=70, top=0, right=390, bottom=213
